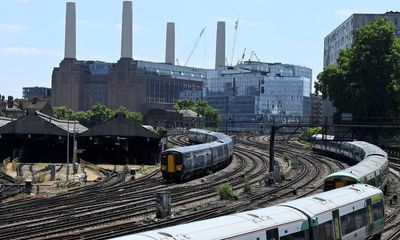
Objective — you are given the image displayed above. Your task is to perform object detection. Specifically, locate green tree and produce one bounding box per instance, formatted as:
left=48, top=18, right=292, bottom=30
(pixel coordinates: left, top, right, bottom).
left=114, top=106, right=143, bottom=124
left=73, top=111, right=90, bottom=126
left=173, top=99, right=220, bottom=122
left=315, top=17, right=400, bottom=119
left=53, top=106, right=75, bottom=120
left=173, top=99, right=196, bottom=111
left=87, top=104, right=114, bottom=126
left=53, top=104, right=143, bottom=127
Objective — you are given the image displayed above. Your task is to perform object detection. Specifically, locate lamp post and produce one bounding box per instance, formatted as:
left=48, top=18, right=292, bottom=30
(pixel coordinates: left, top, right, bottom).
left=73, top=121, right=77, bottom=164
left=66, top=119, right=70, bottom=181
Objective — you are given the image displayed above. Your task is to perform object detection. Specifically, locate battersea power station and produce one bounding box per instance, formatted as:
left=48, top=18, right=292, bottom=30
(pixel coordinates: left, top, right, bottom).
left=51, top=1, right=206, bottom=112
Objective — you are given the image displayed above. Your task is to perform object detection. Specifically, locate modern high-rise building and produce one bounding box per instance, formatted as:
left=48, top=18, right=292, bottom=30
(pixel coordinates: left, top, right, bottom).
left=205, top=62, right=312, bottom=131
left=324, top=12, right=400, bottom=67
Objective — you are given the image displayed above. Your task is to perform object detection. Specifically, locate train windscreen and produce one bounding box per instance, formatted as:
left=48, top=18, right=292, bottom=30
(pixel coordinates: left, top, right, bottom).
left=324, top=177, right=358, bottom=191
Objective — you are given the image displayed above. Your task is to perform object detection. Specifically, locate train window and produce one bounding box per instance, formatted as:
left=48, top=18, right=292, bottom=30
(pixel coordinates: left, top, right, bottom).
left=354, top=208, right=367, bottom=229
left=314, top=220, right=334, bottom=240
left=340, top=207, right=367, bottom=235
left=324, top=180, right=335, bottom=191
left=280, top=231, right=305, bottom=240
left=266, top=228, right=279, bottom=240
left=373, top=201, right=384, bottom=221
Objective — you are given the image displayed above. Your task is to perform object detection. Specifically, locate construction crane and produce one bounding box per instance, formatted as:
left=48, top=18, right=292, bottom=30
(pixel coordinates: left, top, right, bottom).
left=176, top=27, right=206, bottom=66
left=248, top=51, right=261, bottom=62
left=229, top=19, right=239, bottom=66
left=239, top=47, right=246, bottom=64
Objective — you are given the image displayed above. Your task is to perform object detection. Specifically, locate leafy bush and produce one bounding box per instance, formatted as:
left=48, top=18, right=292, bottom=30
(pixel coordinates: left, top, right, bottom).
left=218, top=183, right=235, bottom=200
left=244, top=182, right=252, bottom=195
left=290, top=158, right=300, bottom=169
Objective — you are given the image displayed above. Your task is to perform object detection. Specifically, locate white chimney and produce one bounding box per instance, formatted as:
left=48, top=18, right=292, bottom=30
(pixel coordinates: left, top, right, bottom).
left=64, top=2, right=76, bottom=59
left=121, top=1, right=133, bottom=59
left=215, top=21, right=226, bottom=68
left=165, top=22, right=175, bottom=65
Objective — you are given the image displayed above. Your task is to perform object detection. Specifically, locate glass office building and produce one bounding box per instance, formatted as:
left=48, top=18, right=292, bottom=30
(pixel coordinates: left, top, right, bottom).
left=205, top=61, right=312, bottom=131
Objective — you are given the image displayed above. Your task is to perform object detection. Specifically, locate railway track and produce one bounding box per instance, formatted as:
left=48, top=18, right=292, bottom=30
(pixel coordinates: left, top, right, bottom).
left=383, top=161, right=400, bottom=240
left=0, top=133, right=342, bottom=239
left=0, top=168, right=23, bottom=199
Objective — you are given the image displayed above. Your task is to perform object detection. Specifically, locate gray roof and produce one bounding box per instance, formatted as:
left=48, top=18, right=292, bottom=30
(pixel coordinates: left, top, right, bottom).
left=36, top=111, right=88, bottom=134
left=79, top=112, right=160, bottom=139
left=0, top=117, right=13, bottom=128
left=179, top=109, right=200, bottom=118
left=0, top=111, right=87, bottom=135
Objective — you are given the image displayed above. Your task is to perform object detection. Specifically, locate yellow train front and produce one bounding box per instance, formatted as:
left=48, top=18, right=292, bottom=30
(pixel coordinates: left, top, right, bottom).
left=161, top=150, right=185, bottom=181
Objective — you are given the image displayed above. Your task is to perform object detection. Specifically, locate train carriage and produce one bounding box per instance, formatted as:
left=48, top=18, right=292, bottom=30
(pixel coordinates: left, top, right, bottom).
left=112, top=184, right=385, bottom=240
left=312, top=136, right=389, bottom=192
left=162, top=129, right=233, bottom=182
left=324, top=155, right=389, bottom=191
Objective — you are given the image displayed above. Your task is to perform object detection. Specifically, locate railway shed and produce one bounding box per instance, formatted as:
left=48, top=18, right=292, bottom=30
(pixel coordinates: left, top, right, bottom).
left=0, top=111, right=87, bottom=163
left=78, top=113, right=161, bottom=165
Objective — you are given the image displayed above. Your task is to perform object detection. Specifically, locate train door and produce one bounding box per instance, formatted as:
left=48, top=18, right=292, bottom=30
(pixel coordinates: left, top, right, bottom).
left=266, top=228, right=279, bottom=240
left=167, top=153, right=175, bottom=173
left=332, top=210, right=342, bottom=240
left=366, top=198, right=373, bottom=236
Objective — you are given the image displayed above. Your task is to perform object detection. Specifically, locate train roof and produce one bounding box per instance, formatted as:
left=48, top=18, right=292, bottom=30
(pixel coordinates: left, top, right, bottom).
left=280, top=184, right=382, bottom=217
left=188, top=128, right=211, bottom=135
left=349, top=141, right=387, bottom=158
left=112, top=206, right=307, bottom=240
left=325, top=155, right=387, bottom=180
left=165, top=143, right=214, bottom=154
left=312, top=134, right=335, bottom=141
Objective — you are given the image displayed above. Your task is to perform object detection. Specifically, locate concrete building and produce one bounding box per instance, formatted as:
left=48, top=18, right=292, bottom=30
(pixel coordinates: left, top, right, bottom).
left=51, top=1, right=205, bottom=112
left=23, top=87, right=51, bottom=101
left=311, top=94, right=337, bottom=124
left=324, top=11, right=400, bottom=66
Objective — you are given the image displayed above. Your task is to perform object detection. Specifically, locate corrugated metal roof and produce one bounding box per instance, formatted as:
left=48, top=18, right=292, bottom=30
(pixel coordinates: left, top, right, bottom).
left=36, top=111, right=87, bottom=134
left=79, top=113, right=160, bottom=139
left=0, top=111, right=87, bottom=135
left=0, top=117, right=13, bottom=128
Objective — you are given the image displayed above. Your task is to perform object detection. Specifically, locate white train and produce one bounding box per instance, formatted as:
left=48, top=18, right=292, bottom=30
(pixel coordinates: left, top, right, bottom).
left=312, top=136, right=389, bottom=192
left=112, top=184, right=385, bottom=240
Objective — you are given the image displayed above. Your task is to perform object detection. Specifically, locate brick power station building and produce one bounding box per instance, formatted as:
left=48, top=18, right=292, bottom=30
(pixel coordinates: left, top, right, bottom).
left=51, top=2, right=205, bottom=112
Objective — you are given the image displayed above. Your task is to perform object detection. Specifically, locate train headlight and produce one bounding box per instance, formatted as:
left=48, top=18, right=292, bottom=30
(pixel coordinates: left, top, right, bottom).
left=176, top=165, right=182, bottom=171
left=161, top=165, right=167, bottom=171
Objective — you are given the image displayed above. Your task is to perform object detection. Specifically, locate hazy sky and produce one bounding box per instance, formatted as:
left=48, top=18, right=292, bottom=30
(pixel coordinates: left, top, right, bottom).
left=0, top=0, right=398, bottom=98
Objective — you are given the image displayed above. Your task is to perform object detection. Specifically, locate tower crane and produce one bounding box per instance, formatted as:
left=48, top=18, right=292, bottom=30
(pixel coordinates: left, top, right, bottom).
left=229, top=19, right=239, bottom=66
left=176, top=27, right=206, bottom=66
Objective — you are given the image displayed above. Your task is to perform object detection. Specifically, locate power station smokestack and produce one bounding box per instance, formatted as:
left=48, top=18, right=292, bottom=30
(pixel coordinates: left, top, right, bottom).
left=165, top=22, right=175, bottom=65
left=215, top=21, right=226, bottom=68
left=64, top=2, right=76, bottom=59
left=121, top=1, right=133, bottom=59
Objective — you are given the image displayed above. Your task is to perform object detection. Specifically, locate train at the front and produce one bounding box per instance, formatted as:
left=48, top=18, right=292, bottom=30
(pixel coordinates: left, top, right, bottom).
left=112, top=184, right=385, bottom=240
left=312, top=135, right=389, bottom=192
left=161, top=129, right=234, bottom=182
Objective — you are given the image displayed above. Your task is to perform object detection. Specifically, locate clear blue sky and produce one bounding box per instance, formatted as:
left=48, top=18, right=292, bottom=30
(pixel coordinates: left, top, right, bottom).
left=0, top=0, right=398, bottom=98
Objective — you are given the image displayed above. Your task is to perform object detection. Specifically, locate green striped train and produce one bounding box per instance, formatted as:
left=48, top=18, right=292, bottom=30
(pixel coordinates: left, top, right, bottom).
left=113, top=184, right=385, bottom=240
